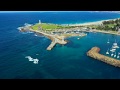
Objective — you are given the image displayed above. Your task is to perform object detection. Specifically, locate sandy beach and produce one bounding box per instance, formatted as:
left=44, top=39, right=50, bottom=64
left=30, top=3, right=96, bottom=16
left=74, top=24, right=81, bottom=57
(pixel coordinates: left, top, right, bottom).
left=68, top=18, right=120, bottom=26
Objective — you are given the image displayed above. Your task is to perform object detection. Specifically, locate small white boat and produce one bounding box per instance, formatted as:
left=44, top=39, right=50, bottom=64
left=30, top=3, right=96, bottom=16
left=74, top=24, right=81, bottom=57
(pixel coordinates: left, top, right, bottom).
left=33, top=59, right=39, bottom=64
left=106, top=48, right=109, bottom=55
left=113, top=43, right=117, bottom=46
left=111, top=52, right=114, bottom=56
left=107, top=39, right=110, bottom=43
left=116, top=46, right=120, bottom=48
left=112, top=48, right=116, bottom=51
left=106, top=51, right=109, bottom=54
left=117, top=52, right=120, bottom=58
left=77, top=38, right=80, bottom=40
left=114, top=52, right=116, bottom=57
left=114, top=46, right=119, bottom=48
left=110, top=49, right=115, bottom=52
left=117, top=55, right=119, bottom=58
left=113, top=39, right=118, bottom=46
left=25, top=56, right=34, bottom=61
left=112, top=45, right=119, bottom=49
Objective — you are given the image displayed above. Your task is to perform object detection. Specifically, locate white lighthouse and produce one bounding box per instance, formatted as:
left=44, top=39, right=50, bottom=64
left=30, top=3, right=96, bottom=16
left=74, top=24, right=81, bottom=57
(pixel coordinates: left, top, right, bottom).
left=39, top=20, right=41, bottom=24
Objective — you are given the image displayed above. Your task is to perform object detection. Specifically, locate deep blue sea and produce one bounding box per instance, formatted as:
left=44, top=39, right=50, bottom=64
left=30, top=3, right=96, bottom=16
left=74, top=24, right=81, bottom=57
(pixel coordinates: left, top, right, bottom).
left=1, top=11, right=120, bottom=79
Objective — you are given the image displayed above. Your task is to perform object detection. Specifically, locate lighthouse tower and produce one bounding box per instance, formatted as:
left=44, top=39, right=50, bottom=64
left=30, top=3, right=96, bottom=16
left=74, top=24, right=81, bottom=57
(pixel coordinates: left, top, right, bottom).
left=39, top=20, right=41, bottom=24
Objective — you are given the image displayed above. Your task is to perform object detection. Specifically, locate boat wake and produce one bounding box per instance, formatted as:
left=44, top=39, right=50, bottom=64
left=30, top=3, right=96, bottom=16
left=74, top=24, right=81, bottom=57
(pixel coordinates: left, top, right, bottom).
left=25, top=56, right=39, bottom=64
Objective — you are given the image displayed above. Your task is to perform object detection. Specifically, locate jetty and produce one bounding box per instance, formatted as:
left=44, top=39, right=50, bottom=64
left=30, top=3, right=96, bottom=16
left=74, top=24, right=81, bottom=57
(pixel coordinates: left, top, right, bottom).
left=18, top=21, right=87, bottom=50
left=19, top=27, right=67, bottom=50
left=87, top=47, right=120, bottom=68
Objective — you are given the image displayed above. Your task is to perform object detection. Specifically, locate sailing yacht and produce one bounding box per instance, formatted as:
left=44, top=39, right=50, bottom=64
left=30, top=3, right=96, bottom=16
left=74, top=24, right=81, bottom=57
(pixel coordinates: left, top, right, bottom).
left=114, top=52, right=116, bottom=57
left=111, top=48, right=116, bottom=51
left=107, top=39, right=110, bottom=43
left=111, top=52, right=114, bottom=57
left=117, top=53, right=120, bottom=58
left=106, top=48, right=109, bottom=54
left=110, top=47, right=116, bottom=52
left=113, top=39, right=117, bottom=46
left=112, top=39, right=119, bottom=49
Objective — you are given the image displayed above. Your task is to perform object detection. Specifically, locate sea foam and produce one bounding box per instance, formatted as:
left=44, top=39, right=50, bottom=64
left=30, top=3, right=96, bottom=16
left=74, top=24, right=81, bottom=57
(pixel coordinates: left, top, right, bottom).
left=25, top=56, right=39, bottom=64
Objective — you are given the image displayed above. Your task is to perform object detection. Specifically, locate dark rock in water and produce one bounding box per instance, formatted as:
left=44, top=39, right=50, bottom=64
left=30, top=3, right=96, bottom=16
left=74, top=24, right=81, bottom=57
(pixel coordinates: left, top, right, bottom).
left=19, top=27, right=30, bottom=32
left=65, top=40, right=81, bottom=48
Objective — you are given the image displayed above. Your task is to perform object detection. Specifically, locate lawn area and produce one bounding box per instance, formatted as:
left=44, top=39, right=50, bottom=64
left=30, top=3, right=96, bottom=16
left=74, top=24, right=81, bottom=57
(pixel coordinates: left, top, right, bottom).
left=32, top=23, right=66, bottom=30
left=32, top=23, right=72, bottom=31
left=107, top=24, right=116, bottom=28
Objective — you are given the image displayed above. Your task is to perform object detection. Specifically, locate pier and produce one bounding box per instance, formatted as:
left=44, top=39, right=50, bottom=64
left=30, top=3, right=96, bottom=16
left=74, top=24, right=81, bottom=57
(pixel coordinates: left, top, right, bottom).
left=31, top=30, right=67, bottom=50
left=87, top=47, right=120, bottom=68
left=47, top=41, right=56, bottom=50
left=18, top=22, right=87, bottom=51
left=19, top=27, right=67, bottom=50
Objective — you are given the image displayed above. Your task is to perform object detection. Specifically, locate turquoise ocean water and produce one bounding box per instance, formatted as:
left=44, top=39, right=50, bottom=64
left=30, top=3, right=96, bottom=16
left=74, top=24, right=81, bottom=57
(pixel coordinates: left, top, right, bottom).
left=1, top=11, right=120, bottom=79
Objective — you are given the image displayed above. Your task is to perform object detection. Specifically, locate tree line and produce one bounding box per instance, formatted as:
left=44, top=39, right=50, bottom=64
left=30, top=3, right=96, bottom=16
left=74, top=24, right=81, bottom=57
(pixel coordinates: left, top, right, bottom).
left=95, top=18, right=120, bottom=31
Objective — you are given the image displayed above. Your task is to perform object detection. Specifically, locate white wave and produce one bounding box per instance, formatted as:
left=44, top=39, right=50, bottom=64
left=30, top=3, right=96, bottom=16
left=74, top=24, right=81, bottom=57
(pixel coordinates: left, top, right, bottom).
left=25, top=56, right=34, bottom=61
left=17, top=27, right=22, bottom=30
left=25, top=56, right=39, bottom=64
left=28, top=31, right=33, bottom=33
left=34, top=34, right=38, bottom=36
left=33, top=58, right=39, bottom=64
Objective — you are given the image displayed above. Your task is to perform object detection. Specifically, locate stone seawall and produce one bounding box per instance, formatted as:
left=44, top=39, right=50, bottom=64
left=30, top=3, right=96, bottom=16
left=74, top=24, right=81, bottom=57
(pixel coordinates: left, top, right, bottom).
left=87, top=47, right=120, bottom=68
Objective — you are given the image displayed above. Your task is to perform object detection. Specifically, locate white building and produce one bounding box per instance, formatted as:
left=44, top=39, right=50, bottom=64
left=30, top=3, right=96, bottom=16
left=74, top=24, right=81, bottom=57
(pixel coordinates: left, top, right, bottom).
left=39, top=20, right=41, bottom=24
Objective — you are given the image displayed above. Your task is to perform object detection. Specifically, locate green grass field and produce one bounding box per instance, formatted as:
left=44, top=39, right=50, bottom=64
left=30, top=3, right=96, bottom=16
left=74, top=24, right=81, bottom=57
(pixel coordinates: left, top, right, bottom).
left=32, top=23, right=72, bottom=31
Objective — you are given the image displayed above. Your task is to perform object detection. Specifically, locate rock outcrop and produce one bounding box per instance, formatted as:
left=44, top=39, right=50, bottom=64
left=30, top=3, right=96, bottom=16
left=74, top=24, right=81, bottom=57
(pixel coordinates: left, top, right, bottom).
left=87, top=47, right=120, bottom=68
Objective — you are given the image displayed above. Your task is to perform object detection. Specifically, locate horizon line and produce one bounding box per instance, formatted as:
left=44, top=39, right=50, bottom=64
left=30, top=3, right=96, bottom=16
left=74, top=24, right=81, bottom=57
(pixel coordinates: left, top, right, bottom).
left=0, top=11, right=118, bottom=13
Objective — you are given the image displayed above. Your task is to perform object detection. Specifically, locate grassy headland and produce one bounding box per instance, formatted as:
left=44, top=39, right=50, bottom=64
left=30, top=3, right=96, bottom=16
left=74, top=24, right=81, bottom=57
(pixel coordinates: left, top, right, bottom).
left=91, top=18, right=120, bottom=32
left=31, top=23, right=75, bottom=31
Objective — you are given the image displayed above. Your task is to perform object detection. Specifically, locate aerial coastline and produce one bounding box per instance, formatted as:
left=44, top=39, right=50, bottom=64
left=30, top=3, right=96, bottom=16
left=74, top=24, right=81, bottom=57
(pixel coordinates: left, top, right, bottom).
left=68, top=18, right=120, bottom=35
left=18, top=21, right=87, bottom=50
left=18, top=18, right=120, bottom=50
left=2, top=11, right=120, bottom=79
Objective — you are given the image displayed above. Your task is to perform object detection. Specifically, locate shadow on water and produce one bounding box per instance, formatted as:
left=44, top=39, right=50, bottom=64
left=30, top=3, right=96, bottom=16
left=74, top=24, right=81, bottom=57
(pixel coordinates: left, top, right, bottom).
left=14, top=76, right=30, bottom=79
left=65, top=40, right=81, bottom=48
left=14, top=71, right=44, bottom=79
left=30, top=71, right=45, bottom=79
